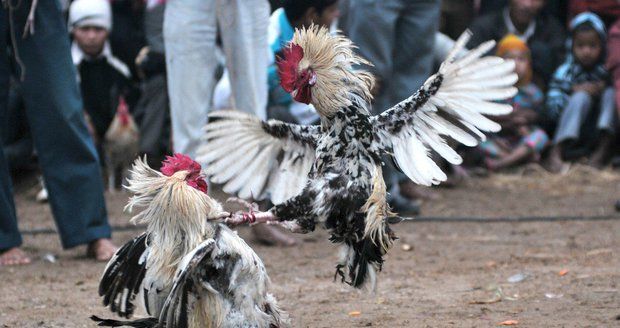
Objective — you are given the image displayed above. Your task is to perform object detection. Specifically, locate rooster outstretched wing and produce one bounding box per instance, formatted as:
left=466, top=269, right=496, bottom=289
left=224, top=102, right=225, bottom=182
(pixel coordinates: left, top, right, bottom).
left=371, top=30, right=517, bottom=186
left=197, top=110, right=320, bottom=204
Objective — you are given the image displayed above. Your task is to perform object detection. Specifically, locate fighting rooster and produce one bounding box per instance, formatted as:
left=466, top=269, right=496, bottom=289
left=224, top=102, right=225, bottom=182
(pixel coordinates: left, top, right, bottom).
left=197, top=27, right=517, bottom=288
left=91, top=154, right=288, bottom=327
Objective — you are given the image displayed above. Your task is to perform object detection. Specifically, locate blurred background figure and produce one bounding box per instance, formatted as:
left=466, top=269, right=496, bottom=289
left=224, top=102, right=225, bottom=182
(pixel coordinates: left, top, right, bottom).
left=344, top=0, right=441, bottom=214
left=0, top=0, right=116, bottom=266
left=467, top=0, right=565, bottom=89
left=68, top=0, right=139, bottom=192
left=479, top=35, right=549, bottom=171
left=132, top=0, right=171, bottom=169
left=545, top=12, right=616, bottom=173
left=164, top=0, right=270, bottom=158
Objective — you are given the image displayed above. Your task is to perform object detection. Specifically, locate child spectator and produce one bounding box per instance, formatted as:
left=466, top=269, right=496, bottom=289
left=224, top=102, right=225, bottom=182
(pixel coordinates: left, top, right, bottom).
left=545, top=12, right=616, bottom=172
left=480, top=34, right=549, bottom=171
left=68, top=0, right=134, bottom=150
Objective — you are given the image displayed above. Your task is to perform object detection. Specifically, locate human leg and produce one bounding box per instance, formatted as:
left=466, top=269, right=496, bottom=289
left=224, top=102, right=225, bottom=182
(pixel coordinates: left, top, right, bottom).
left=164, top=0, right=217, bottom=157
left=589, top=87, right=617, bottom=168
left=218, top=0, right=270, bottom=120
left=547, top=91, right=593, bottom=172
left=12, top=0, right=113, bottom=253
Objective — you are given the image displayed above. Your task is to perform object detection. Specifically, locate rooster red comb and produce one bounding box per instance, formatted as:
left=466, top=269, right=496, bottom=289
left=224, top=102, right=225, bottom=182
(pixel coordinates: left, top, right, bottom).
left=277, top=43, right=304, bottom=93
left=161, top=153, right=208, bottom=194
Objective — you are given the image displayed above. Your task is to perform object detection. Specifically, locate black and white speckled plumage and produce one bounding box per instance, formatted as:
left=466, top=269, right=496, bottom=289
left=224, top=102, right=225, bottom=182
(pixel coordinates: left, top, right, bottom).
left=198, top=29, right=517, bottom=288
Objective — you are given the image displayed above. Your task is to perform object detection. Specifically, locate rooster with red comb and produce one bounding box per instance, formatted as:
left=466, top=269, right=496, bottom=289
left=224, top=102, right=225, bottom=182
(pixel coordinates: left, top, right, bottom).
left=198, top=26, right=517, bottom=288
left=91, top=154, right=288, bottom=328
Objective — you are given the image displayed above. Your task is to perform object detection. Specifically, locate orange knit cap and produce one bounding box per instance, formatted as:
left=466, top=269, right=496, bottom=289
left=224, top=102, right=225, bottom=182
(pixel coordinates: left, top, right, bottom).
left=496, top=34, right=529, bottom=57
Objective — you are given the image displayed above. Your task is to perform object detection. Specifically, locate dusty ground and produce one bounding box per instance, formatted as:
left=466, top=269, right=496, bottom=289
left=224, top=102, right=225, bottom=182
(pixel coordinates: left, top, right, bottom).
left=1, top=164, right=619, bottom=327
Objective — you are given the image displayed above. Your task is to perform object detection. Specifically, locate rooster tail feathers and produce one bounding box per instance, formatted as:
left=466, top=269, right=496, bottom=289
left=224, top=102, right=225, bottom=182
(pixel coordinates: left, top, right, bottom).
left=334, top=166, right=396, bottom=290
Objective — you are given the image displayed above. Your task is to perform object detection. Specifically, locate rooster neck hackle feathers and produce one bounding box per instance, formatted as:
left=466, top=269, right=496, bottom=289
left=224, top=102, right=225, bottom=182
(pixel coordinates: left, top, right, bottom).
left=124, top=157, right=222, bottom=280
left=287, top=25, right=375, bottom=117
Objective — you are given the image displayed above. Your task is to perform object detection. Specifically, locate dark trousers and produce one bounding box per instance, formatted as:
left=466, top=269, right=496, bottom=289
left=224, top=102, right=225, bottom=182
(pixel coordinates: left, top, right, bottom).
left=0, top=0, right=111, bottom=249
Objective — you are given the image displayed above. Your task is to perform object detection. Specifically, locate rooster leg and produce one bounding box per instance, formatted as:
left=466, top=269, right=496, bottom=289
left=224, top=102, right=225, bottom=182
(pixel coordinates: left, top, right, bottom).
left=225, top=210, right=277, bottom=226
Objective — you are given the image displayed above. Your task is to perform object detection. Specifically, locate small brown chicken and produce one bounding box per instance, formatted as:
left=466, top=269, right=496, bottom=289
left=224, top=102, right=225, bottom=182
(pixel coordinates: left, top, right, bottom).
left=104, top=96, right=140, bottom=192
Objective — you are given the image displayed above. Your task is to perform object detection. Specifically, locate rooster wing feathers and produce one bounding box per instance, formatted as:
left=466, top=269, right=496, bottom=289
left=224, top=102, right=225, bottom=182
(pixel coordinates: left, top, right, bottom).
left=371, top=31, right=517, bottom=185
left=197, top=110, right=320, bottom=204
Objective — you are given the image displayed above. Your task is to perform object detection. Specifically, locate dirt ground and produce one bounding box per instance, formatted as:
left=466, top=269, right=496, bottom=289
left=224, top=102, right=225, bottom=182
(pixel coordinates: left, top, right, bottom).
left=1, top=164, right=619, bottom=328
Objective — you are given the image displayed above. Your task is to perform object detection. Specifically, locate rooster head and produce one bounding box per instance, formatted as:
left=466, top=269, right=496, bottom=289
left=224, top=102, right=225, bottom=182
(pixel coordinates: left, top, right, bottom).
left=277, top=25, right=375, bottom=118
left=161, top=153, right=208, bottom=194
left=277, top=43, right=316, bottom=105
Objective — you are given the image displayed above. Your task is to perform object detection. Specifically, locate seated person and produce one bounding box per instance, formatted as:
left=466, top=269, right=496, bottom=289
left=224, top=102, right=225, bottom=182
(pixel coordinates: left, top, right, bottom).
left=213, top=0, right=340, bottom=125
left=68, top=0, right=135, bottom=152
left=545, top=12, right=617, bottom=172
left=480, top=34, right=549, bottom=171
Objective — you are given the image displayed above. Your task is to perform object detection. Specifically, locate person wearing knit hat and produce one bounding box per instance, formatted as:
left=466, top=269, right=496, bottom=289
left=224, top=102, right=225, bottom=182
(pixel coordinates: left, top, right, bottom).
left=478, top=33, right=549, bottom=172
left=545, top=12, right=616, bottom=173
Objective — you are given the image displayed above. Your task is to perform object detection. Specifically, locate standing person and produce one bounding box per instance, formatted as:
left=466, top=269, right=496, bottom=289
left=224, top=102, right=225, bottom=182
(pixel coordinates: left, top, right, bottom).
left=467, top=0, right=565, bottom=88
left=345, top=0, right=441, bottom=213
left=545, top=12, right=616, bottom=172
left=165, top=0, right=297, bottom=246
left=164, top=0, right=270, bottom=158
left=0, top=0, right=117, bottom=265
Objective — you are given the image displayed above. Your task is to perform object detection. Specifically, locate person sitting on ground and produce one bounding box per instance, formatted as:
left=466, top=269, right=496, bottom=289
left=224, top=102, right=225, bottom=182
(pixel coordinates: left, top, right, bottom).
left=69, top=0, right=135, bottom=154
left=479, top=34, right=549, bottom=171
left=545, top=12, right=617, bottom=172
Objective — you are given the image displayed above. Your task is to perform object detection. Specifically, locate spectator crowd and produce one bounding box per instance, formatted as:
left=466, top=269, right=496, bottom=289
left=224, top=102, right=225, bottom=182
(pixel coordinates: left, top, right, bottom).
left=1, top=0, right=619, bottom=265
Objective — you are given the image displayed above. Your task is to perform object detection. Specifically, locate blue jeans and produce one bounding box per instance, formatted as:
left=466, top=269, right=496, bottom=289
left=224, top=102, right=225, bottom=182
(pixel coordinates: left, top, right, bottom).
left=346, top=0, right=440, bottom=188
left=0, top=0, right=111, bottom=249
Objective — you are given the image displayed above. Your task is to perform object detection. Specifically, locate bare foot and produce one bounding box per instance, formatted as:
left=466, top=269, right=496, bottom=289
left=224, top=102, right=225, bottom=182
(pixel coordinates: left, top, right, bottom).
left=252, top=224, right=298, bottom=247
left=0, top=247, right=31, bottom=266
left=87, top=239, right=118, bottom=261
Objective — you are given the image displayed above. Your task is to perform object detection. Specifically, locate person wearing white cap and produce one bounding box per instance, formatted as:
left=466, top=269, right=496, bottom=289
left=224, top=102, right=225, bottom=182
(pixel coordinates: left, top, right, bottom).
left=67, top=0, right=132, bottom=148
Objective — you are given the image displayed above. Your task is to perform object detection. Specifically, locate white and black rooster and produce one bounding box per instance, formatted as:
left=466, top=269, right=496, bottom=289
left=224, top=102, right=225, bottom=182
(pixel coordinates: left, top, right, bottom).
left=91, top=154, right=288, bottom=328
left=197, top=27, right=517, bottom=289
